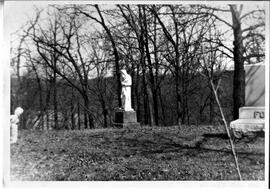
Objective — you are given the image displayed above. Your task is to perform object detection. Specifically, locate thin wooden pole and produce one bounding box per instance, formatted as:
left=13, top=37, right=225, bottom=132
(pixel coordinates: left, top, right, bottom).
left=210, top=80, right=242, bottom=180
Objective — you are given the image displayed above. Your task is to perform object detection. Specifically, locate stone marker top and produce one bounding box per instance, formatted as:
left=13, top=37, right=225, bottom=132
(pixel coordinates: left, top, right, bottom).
left=244, top=62, right=264, bottom=67
left=10, top=107, right=24, bottom=124
left=245, top=63, right=265, bottom=106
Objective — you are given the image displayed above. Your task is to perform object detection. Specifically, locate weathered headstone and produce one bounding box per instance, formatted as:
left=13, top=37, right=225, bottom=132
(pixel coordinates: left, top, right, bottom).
left=10, top=107, right=24, bottom=143
left=230, top=63, right=265, bottom=138
left=113, top=69, right=140, bottom=129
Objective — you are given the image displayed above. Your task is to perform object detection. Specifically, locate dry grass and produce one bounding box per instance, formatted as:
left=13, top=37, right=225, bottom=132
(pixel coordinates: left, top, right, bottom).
left=10, top=125, right=264, bottom=181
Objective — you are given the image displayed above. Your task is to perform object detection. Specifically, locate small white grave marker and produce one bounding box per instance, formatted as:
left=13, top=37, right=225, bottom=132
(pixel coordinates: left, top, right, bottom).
left=10, top=107, right=24, bottom=143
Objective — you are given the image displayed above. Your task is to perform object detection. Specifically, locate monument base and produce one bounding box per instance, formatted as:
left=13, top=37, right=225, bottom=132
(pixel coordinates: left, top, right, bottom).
left=113, top=109, right=140, bottom=129
left=230, top=106, right=265, bottom=138
left=230, top=119, right=265, bottom=138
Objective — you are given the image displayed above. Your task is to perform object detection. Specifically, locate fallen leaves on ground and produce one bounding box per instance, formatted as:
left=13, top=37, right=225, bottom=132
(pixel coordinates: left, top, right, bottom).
left=10, top=125, right=264, bottom=181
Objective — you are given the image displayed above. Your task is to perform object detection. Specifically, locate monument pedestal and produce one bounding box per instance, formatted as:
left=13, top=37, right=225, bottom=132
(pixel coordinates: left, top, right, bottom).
left=230, top=107, right=265, bottom=138
left=113, top=109, right=140, bottom=129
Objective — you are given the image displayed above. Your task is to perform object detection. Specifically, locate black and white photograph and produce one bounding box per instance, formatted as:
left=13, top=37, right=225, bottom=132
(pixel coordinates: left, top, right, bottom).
left=1, top=0, right=269, bottom=188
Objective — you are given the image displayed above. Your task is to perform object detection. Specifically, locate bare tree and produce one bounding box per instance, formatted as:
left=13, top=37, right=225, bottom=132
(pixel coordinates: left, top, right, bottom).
left=197, top=4, right=265, bottom=119
left=150, top=5, right=215, bottom=125
left=66, top=5, right=122, bottom=108
left=199, top=42, right=243, bottom=180
left=28, top=7, right=95, bottom=129
left=88, top=36, right=115, bottom=128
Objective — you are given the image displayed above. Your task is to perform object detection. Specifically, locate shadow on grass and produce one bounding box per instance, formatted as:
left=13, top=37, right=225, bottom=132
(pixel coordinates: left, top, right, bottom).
left=113, top=133, right=264, bottom=158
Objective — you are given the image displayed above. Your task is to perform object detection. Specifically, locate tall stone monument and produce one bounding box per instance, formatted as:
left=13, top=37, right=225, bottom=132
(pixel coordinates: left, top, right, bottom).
left=114, top=69, right=140, bottom=128
left=230, top=63, right=265, bottom=138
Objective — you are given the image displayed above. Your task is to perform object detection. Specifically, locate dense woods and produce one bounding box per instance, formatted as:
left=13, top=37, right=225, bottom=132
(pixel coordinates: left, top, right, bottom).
left=10, top=4, right=265, bottom=130
left=11, top=71, right=233, bottom=129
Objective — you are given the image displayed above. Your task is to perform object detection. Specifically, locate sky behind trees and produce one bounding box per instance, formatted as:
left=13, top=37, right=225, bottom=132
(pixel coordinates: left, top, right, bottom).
left=5, top=1, right=265, bottom=35
left=5, top=1, right=266, bottom=77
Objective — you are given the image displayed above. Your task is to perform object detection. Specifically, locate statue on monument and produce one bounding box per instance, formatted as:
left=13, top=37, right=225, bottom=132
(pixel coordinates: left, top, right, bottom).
left=120, top=69, right=133, bottom=111
left=10, top=107, right=24, bottom=143
left=113, top=69, right=139, bottom=128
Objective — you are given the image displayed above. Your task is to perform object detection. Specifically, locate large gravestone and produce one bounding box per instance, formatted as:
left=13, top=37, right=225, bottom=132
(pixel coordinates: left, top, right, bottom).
left=230, top=64, right=265, bottom=138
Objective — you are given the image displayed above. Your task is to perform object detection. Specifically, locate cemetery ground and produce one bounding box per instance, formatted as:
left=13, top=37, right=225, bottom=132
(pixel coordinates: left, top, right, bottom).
left=10, top=125, right=264, bottom=181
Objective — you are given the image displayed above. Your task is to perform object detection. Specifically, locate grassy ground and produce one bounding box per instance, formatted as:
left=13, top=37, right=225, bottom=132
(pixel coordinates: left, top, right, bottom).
left=10, top=125, right=265, bottom=181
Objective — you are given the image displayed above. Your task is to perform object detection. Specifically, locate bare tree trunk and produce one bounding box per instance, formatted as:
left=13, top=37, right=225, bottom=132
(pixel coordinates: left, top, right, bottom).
left=81, top=93, right=94, bottom=129
left=153, top=15, right=163, bottom=126
left=137, top=5, right=151, bottom=125
left=44, top=68, right=52, bottom=130
left=147, top=85, right=155, bottom=126
left=78, top=102, right=81, bottom=130
left=181, top=79, right=186, bottom=124
left=209, top=89, right=214, bottom=124
left=142, top=67, right=149, bottom=125
left=83, top=112, right=88, bottom=129
left=53, top=66, right=58, bottom=129
left=142, top=6, right=158, bottom=126
left=101, top=99, right=108, bottom=128
left=88, top=114, right=94, bottom=129
left=94, top=5, right=122, bottom=108
left=52, top=27, right=59, bottom=130
left=71, top=89, right=75, bottom=130
left=29, top=60, right=44, bottom=129
left=135, top=66, right=141, bottom=122
left=46, top=110, right=50, bottom=130
left=175, top=72, right=182, bottom=125
left=71, top=105, right=75, bottom=130
left=184, top=86, right=190, bottom=125
left=83, top=96, right=88, bottom=129
left=230, top=5, right=245, bottom=119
